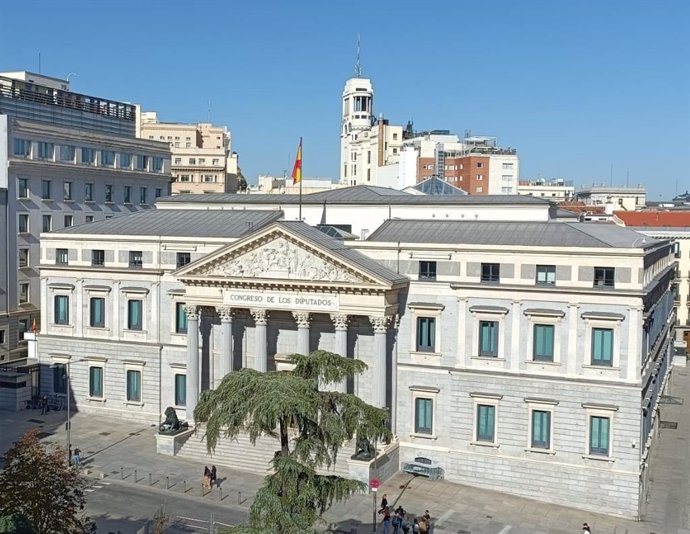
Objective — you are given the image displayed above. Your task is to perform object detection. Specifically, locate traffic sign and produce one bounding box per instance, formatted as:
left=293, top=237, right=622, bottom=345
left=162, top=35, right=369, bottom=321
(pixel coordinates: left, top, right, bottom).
left=370, top=478, right=380, bottom=490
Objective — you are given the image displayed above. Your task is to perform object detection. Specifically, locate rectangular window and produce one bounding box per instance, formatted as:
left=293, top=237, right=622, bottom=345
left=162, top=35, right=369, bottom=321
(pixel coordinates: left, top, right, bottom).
left=18, top=214, right=29, bottom=233
left=416, top=317, right=436, bottom=352
left=594, top=267, right=615, bottom=288
left=124, top=186, right=132, bottom=204
left=119, top=153, right=131, bottom=169
left=64, top=215, right=73, bottom=227
left=153, top=157, right=164, bottom=172
left=502, top=162, right=514, bottom=169
left=85, top=216, right=94, bottom=223
left=536, top=265, right=556, bottom=286
left=155, top=188, right=162, bottom=198
left=84, top=183, right=94, bottom=202
left=414, top=398, right=433, bottom=434
left=56, top=248, right=68, bottom=265
left=53, top=364, right=67, bottom=394
left=89, top=367, right=103, bottom=398
left=179, top=174, right=191, bottom=182
left=13, top=138, right=31, bottom=157
left=140, top=187, right=147, bottom=204
left=174, top=374, right=186, bottom=406
left=101, top=150, right=115, bottom=166
left=36, top=141, right=54, bottom=160
left=129, top=251, right=143, bottom=268
left=136, top=155, right=148, bottom=170
left=198, top=158, right=206, bottom=165
left=174, top=157, right=182, bottom=165
left=41, top=179, right=51, bottom=200
left=176, top=252, right=191, bottom=268
left=81, top=147, right=95, bottom=164
left=60, top=145, right=75, bottom=162
left=42, top=215, right=52, bottom=232
left=212, top=158, right=219, bottom=165
left=126, top=370, right=141, bottom=402
left=481, top=263, right=500, bottom=283
left=105, top=184, right=113, bottom=203
left=533, top=324, right=555, bottom=361
left=477, top=162, right=484, bottom=168
left=203, top=174, right=216, bottom=183
left=63, top=181, right=73, bottom=200
left=479, top=321, right=498, bottom=357
left=589, top=416, right=610, bottom=456
left=189, top=158, right=196, bottom=165
left=176, top=303, right=188, bottom=334
left=419, top=261, right=437, bottom=280
left=531, top=410, right=551, bottom=449
left=90, top=297, right=105, bottom=327
left=19, top=282, right=29, bottom=303
left=92, top=249, right=105, bottom=266
left=54, top=295, right=69, bottom=325
left=0, top=330, right=5, bottom=345
left=127, top=300, right=143, bottom=330
left=476, top=404, right=495, bottom=442
left=18, top=248, right=29, bottom=268
left=18, top=178, right=29, bottom=198
left=591, top=328, right=613, bottom=366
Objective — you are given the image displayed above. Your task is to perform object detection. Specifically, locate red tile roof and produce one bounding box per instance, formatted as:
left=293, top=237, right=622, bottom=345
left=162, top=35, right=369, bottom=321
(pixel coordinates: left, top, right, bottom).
left=614, top=211, right=690, bottom=227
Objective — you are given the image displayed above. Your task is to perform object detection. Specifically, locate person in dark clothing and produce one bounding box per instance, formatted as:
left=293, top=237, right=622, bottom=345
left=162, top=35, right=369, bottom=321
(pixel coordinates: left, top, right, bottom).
left=378, top=493, right=388, bottom=514
left=210, top=465, right=217, bottom=487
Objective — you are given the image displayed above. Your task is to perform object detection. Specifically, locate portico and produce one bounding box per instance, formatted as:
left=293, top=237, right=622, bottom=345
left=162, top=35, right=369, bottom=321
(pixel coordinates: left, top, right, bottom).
left=174, top=222, right=408, bottom=422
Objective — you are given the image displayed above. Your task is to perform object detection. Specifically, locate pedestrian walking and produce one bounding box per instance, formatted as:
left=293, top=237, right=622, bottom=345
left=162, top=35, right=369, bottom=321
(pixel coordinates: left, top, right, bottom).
left=72, top=447, right=81, bottom=467
left=582, top=523, right=591, bottom=533
left=202, top=466, right=211, bottom=489
left=412, top=518, right=420, bottom=533
left=210, top=465, right=217, bottom=487
left=382, top=506, right=392, bottom=534
left=418, top=513, right=429, bottom=534
left=40, top=395, right=48, bottom=415
left=379, top=493, right=388, bottom=514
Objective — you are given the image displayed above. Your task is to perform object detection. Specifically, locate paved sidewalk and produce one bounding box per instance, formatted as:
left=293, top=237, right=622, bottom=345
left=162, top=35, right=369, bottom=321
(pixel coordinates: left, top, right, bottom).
left=1, top=366, right=689, bottom=533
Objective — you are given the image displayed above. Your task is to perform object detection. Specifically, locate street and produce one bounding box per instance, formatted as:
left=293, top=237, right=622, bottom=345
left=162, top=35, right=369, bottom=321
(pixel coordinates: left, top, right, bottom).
left=85, top=478, right=245, bottom=534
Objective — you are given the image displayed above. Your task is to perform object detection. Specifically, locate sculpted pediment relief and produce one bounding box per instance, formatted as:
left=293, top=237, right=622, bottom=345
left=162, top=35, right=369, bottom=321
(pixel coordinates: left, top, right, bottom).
left=194, top=237, right=365, bottom=283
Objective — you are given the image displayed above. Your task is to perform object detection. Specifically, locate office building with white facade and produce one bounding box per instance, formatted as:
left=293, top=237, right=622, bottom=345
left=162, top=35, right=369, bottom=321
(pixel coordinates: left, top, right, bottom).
left=33, top=186, right=676, bottom=519
left=139, top=112, right=238, bottom=194
left=518, top=178, right=575, bottom=201
left=576, top=185, right=647, bottom=211
left=0, top=71, right=171, bottom=362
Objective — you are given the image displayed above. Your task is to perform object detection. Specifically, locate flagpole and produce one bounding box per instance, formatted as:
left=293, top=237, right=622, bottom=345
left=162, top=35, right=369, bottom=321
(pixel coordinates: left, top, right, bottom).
left=298, top=137, right=303, bottom=221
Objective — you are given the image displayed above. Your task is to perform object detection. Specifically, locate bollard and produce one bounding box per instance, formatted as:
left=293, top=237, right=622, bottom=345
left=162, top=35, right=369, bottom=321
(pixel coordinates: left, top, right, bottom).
left=134, top=470, right=138, bottom=483
left=183, top=480, right=187, bottom=493
left=238, top=491, right=241, bottom=504
left=149, top=473, right=152, bottom=486
left=219, top=487, right=223, bottom=501
left=120, top=467, right=124, bottom=480
left=166, top=476, right=169, bottom=490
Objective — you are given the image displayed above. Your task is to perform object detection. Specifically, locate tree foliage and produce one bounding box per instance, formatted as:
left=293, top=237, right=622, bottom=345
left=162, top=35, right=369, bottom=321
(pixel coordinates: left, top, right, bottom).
left=0, top=430, right=95, bottom=534
left=0, top=513, right=33, bottom=534
left=194, top=350, right=392, bottom=533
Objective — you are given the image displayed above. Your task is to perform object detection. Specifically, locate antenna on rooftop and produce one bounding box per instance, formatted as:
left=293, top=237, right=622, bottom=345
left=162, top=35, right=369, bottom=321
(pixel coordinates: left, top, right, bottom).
left=38, top=52, right=41, bottom=73
left=355, top=35, right=363, bottom=77
left=208, top=99, right=212, bottom=123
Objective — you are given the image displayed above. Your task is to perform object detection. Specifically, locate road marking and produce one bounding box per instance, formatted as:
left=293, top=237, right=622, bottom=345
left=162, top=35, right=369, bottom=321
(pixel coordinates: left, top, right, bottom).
left=85, top=488, right=95, bottom=492
left=92, top=485, right=103, bottom=489
left=101, top=481, right=111, bottom=485
left=435, top=509, right=454, bottom=525
left=498, top=526, right=512, bottom=534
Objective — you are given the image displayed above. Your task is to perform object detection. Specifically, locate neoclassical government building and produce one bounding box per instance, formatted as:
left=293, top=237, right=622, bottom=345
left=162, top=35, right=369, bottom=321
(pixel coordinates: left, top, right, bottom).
left=35, top=187, right=676, bottom=519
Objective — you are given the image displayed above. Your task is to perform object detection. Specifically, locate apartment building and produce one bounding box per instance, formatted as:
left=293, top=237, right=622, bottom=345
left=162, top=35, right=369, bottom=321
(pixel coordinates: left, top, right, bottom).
left=0, top=71, right=171, bottom=361
left=518, top=178, right=575, bottom=201
left=34, top=191, right=674, bottom=518
left=140, top=112, right=238, bottom=194
left=575, top=185, right=647, bottom=211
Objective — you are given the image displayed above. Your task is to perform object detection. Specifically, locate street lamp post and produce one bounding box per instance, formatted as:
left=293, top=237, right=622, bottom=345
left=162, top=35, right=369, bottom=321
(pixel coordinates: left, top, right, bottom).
left=64, top=363, right=71, bottom=465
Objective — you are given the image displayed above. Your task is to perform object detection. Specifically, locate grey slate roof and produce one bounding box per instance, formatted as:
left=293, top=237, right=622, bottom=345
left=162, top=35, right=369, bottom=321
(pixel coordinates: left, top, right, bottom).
left=367, top=220, right=662, bottom=248
left=406, top=176, right=468, bottom=196
left=276, top=221, right=408, bottom=285
left=160, top=185, right=548, bottom=205
left=52, top=209, right=283, bottom=238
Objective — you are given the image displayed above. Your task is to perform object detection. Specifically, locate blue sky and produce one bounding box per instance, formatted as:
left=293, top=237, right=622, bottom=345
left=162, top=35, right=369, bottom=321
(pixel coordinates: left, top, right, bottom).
left=3, top=0, right=689, bottom=198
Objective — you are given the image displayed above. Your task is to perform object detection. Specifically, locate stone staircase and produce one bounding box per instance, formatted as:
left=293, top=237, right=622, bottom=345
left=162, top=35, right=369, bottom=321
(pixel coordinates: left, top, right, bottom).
left=175, top=426, right=353, bottom=479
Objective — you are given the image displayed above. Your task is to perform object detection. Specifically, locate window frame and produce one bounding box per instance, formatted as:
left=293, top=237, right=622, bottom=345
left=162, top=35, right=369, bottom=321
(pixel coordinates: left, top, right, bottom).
left=54, top=294, right=70, bottom=325
left=418, top=260, right=437, bottom=281
left=593, top=267, right=615, bottom=288
left=18, top=248, right=29, bottom=268
left=414, top=397, right=433, bottom=435
left=19, top=282, right=30, bottom=304
left=127, top=299, right=143, bottom=331
left=478, top=320, right=499, bottom=357
left=84, top=182, right=94, bottom=202
left=53, top=363, right=67, bottom=394
left=175, top=302, right=188, bottom=334
left=535, top=264, right=556, bottom=286
left=63, top=181, right=73, bottom=201
left=92, top=249, right=105, bottom=266
left=41, top=179, right=52, bottom=200
left=89, top=297, right=106, bottom=328
left=530, top=409, right=552, bottom=450
left=129, top=250, right=143, bottom=269
left=174, top=373, right=186, bottom=407
left=18, top=214, right=29, bottom=233
left=126, top=369, right=142, bottom=403
left=480, top=262, right=500, bottom=283
left=176, top=252, right=191, bottom=268
left=416, top=317, right=436, bottom=352
left=56, top=248, right=69, bottom=265
left=471, top=398, right=498, bottom=446
left=591, top=327, right=614, bottom=367
left=17, top=177, right=29, bottom=199
left=532, top=323, right=555, bottom=362
left=89, top=365, right=104, bottom=399
left=42, top=214, right=52, bottom=232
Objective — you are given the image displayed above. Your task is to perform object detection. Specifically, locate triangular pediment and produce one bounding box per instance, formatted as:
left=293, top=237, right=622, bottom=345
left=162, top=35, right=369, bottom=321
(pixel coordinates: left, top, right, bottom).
left=176, top=225, right=386, bottom=287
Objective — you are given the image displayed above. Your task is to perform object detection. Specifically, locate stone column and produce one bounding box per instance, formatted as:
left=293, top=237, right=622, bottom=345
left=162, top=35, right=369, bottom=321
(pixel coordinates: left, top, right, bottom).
left=293, top=312, right=311, bottom=356
left=251, top=309, right=269, bottom=372
left=369, top=315, right=390, bottom=409
left=185, top=305, right=199, bottom=422
left=331, top=313, right=349, bottom=392
left=218, top=306, right=234, bottom=384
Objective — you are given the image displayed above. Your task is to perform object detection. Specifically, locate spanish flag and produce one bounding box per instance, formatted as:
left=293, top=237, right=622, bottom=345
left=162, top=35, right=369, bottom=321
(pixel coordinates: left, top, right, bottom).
left=291, top=138, right=302, bottom=185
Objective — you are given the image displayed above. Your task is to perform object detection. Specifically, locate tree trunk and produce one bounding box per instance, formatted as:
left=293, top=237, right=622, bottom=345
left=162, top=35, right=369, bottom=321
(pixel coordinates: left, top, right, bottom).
left=279, top=418, right=289, bottom=457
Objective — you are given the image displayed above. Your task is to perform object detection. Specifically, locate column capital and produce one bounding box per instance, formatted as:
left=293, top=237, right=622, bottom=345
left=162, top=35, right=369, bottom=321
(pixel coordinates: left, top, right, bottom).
left=293, top=312, right=311, bottom=328
left=184, top=304, right=199, bottom=320
left=330, top=313, right=349, bottom=331
left=251, top=308, right=269, bottom=325
left=217, top=305, right=234, bottom=322
left=369, top=315, right=391, bottom=334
